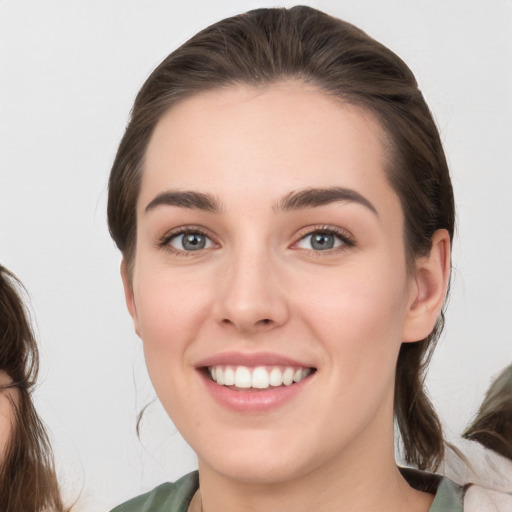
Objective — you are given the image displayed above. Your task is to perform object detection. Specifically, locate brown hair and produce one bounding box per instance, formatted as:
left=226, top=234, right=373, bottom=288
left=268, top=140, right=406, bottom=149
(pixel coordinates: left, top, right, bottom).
left=463, top=364, right=512, bottom=461
left=0, top=267, right=69, bottom=511
left=108, top=6, right=455, bottom=471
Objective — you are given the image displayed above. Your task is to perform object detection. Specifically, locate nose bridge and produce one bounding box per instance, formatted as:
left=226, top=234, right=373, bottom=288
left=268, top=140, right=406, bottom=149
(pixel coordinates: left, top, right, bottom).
left=215, top=235, right=288, bottom=331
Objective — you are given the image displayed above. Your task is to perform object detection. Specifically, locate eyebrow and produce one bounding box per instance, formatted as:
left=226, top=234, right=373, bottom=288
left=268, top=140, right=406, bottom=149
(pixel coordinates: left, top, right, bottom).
left=275, top=187, right=378, bottom=215
left=144, top=186, right=377, bottom=216
left=145, top=190, right=222, bottom=214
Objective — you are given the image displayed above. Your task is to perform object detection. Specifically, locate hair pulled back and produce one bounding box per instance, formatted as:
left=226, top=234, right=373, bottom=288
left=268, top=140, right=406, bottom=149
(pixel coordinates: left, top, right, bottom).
left=108, top=6, right=455, bottom=471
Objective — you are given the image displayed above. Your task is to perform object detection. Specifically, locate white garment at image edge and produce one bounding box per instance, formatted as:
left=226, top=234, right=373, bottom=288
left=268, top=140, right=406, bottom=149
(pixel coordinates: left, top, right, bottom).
left=440, top=439, right=512, bottom=511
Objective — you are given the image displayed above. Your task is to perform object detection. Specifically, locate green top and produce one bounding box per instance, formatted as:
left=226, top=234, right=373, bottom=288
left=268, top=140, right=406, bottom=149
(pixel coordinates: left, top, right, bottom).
left=111, top=472, right=199, bottom=512
left=111, top=469, right=464, bottom=512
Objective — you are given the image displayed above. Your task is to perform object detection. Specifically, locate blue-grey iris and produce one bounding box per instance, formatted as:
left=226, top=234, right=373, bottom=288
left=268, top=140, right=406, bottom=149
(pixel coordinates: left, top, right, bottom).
left=311, top=233, right=335, bottom=250
left=182, top=233, right=206, bottom=250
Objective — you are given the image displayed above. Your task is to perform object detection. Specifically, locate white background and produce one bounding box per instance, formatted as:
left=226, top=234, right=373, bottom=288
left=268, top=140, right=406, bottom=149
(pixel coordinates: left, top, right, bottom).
left=1, top=0, right=511, bottom=510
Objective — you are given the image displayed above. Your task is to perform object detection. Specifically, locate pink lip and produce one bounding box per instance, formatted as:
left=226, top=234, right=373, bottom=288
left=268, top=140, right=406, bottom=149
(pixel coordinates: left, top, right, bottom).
left=200, top=372, right=314, bottom=413
left=196, top=351, right=314, bottom=369
left=196, top=351, right=316, bottom=413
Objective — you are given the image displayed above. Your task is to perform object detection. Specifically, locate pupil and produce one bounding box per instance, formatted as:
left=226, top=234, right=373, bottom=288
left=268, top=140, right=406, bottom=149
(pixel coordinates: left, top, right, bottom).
left=312, top=233, right=334, bottom=250
left=183, top=233, right=205, bottom=250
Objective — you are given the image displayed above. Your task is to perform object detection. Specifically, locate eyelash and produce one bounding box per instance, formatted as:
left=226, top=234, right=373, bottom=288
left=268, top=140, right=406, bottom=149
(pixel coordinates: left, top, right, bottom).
left=293, top=225, right=355, bottom=252
left=158, top=226, right=215, bottom=256
left=158, top=224, right=355, bottom=256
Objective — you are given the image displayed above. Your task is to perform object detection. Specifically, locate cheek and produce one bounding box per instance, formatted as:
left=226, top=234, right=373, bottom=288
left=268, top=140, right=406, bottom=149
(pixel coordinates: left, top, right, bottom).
left=297, top=259, right=409, bottom=371
left=0, top=390, right=17, bottom=457
left=133, top=266, right=215, bottom=376
left=292, top=263, right=410, bottom=447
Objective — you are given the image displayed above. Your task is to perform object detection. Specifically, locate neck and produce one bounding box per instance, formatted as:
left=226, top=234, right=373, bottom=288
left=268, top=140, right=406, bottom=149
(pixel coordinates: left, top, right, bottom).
left=195, top=413, right=434, bottom=512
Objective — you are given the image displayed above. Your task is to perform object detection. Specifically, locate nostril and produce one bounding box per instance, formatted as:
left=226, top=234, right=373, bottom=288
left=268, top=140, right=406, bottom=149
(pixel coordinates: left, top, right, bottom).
left=218, top=316, right=279, bottom=330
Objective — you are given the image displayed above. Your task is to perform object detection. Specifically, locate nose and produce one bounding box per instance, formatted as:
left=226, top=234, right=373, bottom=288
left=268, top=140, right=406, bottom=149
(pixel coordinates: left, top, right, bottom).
left=213, top=244, right=290, bottom=334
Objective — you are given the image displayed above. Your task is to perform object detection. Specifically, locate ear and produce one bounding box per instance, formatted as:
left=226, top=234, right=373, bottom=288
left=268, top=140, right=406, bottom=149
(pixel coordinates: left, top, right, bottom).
left=120, top=260, right=141, bottom=338
left=402, top=229, right=451, bottom=343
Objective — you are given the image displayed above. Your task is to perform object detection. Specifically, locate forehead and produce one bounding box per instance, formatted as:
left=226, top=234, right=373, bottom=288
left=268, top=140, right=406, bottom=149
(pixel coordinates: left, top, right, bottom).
left=140, top=82, right=396, bottom=214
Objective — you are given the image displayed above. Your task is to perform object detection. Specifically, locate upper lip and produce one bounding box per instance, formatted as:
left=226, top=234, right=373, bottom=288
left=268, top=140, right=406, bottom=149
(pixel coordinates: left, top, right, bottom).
left=195, top=351, right=315, bottom=369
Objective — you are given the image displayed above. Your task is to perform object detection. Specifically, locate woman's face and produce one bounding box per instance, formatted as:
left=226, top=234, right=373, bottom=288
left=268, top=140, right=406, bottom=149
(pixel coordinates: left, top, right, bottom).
left=124, top=83, right=427, bottom=483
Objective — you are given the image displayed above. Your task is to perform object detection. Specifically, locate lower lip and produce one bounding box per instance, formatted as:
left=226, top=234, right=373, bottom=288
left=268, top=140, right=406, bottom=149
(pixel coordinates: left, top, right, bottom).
left=200, top=371, right=314, bottom=413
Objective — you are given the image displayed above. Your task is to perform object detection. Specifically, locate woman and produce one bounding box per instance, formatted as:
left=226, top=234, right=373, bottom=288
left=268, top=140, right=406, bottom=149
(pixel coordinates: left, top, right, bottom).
left=107, top=6, right=473, bottom=511
left=0, top=266, right=68, bottom=511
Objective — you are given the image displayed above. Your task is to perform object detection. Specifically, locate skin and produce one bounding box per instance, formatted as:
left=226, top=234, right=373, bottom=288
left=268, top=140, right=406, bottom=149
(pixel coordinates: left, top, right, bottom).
left=122, top=82, right=450, bottom=512
left=0, top=371, right=16, bottom=457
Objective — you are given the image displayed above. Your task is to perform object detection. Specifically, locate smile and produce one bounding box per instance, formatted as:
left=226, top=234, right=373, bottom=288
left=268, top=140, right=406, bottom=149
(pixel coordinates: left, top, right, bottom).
left=197, top=352, right=317, bottom=412
left=209, top=365, right=314, bottom=390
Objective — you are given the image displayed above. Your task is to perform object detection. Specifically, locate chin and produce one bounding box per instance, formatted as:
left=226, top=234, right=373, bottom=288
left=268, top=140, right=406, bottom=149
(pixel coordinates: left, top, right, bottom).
left=193, top=428, right=336, bottom=486
left=204, top=455, right=310, bottom=485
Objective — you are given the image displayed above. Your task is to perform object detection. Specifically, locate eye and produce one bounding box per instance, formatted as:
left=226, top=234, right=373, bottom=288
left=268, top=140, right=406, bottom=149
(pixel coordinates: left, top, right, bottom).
left=295, top=228, right=353, bottom=251
left=165, top=230, right=214, bottom=252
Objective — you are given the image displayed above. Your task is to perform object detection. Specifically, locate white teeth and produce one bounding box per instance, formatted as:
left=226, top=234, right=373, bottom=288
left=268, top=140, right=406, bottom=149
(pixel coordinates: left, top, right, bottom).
left=234, top=366, right=252, bottom=388
left=209, top=365, right=313, bottom=389
left=224, top=367, right=235, bottom=386
left=282, top=367, right=294, bottom=386
left=293, top=368, right=304, bottom=383
left=252, top=366, right=269, bottom=389
left=269, top=367, right=283, bottom=387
